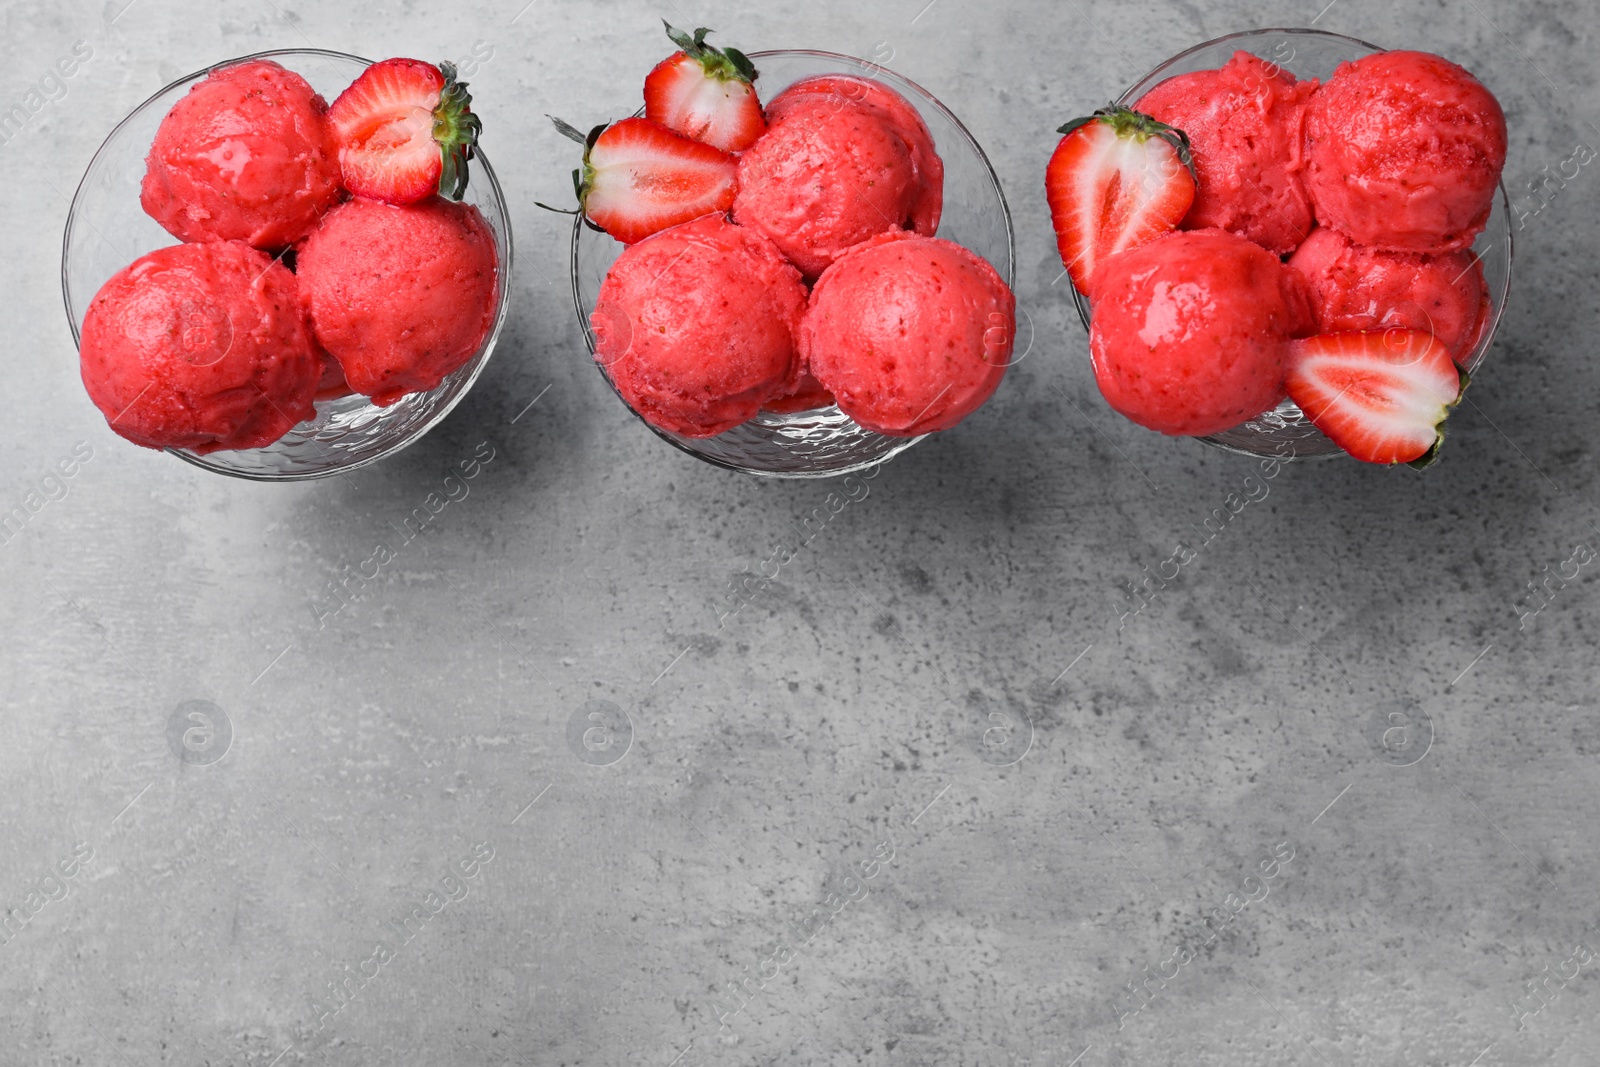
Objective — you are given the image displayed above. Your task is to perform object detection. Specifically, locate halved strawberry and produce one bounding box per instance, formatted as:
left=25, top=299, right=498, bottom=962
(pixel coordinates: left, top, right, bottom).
left=1285, top=329, right=1468, bottom=467
left=644, top=23, right=766, bottom=153
left=551, top=116, right=738, bottom=245
left=329, top=58, right=481, bottom=204
left=1045, top=106, right=1196, bottom=299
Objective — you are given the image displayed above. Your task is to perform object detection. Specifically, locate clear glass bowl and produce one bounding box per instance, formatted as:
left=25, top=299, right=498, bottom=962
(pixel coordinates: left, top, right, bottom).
left=61, top=48, right=513, bottom=481
left=1069, top=28, right=1514, bottom=461
left=570, top=49, right=1015, bottom=479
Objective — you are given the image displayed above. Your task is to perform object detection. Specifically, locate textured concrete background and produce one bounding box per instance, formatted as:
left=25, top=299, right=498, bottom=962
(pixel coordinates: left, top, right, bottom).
left=4, top=0, right=1600, bottom=1064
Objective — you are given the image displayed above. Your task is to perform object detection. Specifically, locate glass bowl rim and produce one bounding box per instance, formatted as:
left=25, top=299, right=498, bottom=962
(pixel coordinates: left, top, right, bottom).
left=60, top=46, right=516, bottom=483
left=1067, top=26, right=1516, bottom=462
left=567, top=47, right=1017, bottom=479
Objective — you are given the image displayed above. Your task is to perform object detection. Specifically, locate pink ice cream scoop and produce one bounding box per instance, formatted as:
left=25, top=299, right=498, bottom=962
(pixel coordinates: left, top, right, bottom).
left=802, top=231, right=1014, bottom=437
left=591, top=214, right=808, bottom=438
left=733, top=95, right=920, bottom=280
left=1289, top=226, right=1487, bottom=363
left=79, top=241, right=320, bottom=454
left=297, top=196, right=499, bottom=407
left=765, top=74, right=944, bottom=236
left=1089, top=229, right=1314, bottom=437
left=1135, top=50, right=1318, bottom=256
left=141, top=59, right=342, bottom=249
left=1305, top=50, right=1507, bottom=254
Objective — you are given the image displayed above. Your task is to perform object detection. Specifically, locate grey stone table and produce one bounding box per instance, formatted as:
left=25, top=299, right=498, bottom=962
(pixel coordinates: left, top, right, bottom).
left=4, top=0, right=1598, bottom=1064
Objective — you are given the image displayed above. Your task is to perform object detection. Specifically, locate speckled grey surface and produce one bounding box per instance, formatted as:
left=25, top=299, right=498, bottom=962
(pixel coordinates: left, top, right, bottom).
left=4, top=1, right=1600, bottom=1064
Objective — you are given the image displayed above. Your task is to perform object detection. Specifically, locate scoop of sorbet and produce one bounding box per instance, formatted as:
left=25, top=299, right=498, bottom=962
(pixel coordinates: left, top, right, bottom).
left=79, top=241, right=320, bottom=453
left=1288, top=226, right=1487, bottom=363
left=733, top=95, right=919, bottom=280
left=803, top=231, right=1015, bottom=437
left=1089, top=229, right=1313, bottom=437
left=764, top=74, right=944, bottom=237
left=1135, top=50, right=1318, bottom=256
left=298, top=197, right=499, bottom=406
left=141, top=59, right=342, bottom=249
left=592, top=214, right=808, bottom=438
left=1305, top=50, right=1507, bottom=254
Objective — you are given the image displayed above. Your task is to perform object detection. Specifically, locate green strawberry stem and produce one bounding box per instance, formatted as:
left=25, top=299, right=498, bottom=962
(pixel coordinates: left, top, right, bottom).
left=662, top=20, right=758, bottom=83
left=1405, top=365, right=1471, bottom=471
left=433, top=61, right=482, bottom=200
left=1057, top=104, right=1197, bottom=183
left=538, top=116, right=608, bottom=231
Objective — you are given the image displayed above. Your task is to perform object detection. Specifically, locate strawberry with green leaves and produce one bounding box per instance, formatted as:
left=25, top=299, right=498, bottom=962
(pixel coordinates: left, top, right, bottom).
left=644, top=23, right=766, bottom=153
left=328, top=58, right=481, bottom=204
left=1045, top=106, right=1196, bottom=298
left=550, top=116, right=738, bottom=245
left=1285, top=329, right=1468, bottom=467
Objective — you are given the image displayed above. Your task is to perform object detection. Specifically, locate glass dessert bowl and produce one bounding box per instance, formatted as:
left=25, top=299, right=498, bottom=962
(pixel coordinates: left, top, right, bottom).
left=1069, top=28, right=1513, bottom=461
left=570, top=49, right=1015, bottom=479
left=62, top=48, right=513, bottom=482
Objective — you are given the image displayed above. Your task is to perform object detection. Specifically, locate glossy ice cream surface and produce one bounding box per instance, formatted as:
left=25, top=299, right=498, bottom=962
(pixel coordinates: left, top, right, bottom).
left=1089, top=229, right=1313, bottom=437
left=140, top=59, right=342, bottom=249
left=79, top=241, right=320, bottom=453
left=803, top=231, right=1014, bottom=437
left=591, top=214, right=807, bottom=437
left=298, top=197, right=499, bottom=407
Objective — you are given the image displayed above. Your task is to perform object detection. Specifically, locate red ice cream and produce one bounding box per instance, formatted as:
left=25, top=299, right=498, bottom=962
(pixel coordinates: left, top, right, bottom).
left=1135, top=50, right=1318, bottom=256
left=802, top=231, right=1014, bottom=437
left=79, top=241, right=320, bottom=454
left=141, top=59, right=342, bottom=249
left=761, top=371, right=835, bottom=415
left=1288, top=226, right=1487, bottom=363
left=1089, top=229, right=1313, bottom=437
left=733, top=95, right=921, bottom=279
left=765, top=74, right=944, bottom=236
left=1305, top=50, right=1507, bottom=254
left=312, top=344, right=355, bottom=401
left=298, top=197, right=499, bottom=406
left=591, top=214, right=808, bottom=437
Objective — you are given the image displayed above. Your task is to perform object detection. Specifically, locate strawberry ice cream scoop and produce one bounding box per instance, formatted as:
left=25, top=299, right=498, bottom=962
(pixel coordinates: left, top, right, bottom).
left=591, top=214, right=807, bottom=438
left=1090, top=229, right=1313, bottom=437
left=1305, top=50, right=1507, bottom=254
left=298, top=197, right=499, bottom=407
left=802, top=232, right=1014, bottom=437
left=141, top=59, right=341, bottom=249
left=1289, top=226, right=1486, bottom=363
left=79, top=241, right=320, bottom=454
left=733, top=96, right=919, bottom=279
left=765, top=75, right=944, bottom=236
left=1135, top=51, right=1318, bottom=256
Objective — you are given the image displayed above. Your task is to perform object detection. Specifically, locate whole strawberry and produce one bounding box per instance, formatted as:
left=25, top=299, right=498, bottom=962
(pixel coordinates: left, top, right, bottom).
left=643, top=22, right=766, bottom=153
left=329, top=58, right=482, bottom=204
